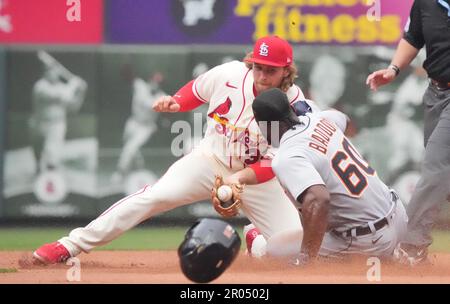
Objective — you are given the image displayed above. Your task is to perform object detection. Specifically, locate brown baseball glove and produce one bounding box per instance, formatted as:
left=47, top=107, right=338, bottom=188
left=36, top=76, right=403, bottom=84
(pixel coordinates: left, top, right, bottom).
left=211, top=175, right=244, bottom=218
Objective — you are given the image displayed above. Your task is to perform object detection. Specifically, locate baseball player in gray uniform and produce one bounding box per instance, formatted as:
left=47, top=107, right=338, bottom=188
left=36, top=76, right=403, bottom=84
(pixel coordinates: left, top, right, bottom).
left=252, top=88, right=408, bottom=264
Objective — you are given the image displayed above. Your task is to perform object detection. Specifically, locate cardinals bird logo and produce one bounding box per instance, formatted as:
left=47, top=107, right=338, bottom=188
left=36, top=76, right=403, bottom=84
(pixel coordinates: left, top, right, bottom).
left=208, top=97, right=232, bottom=134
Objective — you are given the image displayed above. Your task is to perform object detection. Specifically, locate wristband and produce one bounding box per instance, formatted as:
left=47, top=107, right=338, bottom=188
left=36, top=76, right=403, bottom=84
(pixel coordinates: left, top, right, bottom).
left=388, top=64, right=400, bottom=76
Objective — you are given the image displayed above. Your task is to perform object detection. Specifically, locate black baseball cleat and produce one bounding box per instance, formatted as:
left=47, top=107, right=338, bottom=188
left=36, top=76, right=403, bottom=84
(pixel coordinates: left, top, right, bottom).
left=393, top=243, right=430, bottom=266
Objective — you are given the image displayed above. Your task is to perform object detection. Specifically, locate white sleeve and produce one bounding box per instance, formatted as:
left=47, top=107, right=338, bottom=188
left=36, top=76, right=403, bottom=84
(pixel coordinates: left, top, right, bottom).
left=286, top=85, right=305, bottom=103
left=273, top=153, right=325, bottom=202
left=192, top=62, right=229, bottom=103
left=317, top=109, right=348, bottom=133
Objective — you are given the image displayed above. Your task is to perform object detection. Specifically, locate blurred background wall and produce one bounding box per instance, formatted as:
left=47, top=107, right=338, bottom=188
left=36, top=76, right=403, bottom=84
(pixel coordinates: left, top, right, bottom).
left=0, top=0, right=447, bottom=226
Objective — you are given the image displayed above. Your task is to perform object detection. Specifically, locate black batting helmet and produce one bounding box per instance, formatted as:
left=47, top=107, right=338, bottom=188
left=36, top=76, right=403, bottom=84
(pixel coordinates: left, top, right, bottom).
left=252, top=88, right=299, bottom=123
left=178, top=218, right=241, bottom=283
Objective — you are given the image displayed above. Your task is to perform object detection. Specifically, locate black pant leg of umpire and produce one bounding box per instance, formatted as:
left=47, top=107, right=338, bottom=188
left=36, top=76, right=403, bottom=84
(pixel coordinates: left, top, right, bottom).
left=404, top=85, right=450, bottom=247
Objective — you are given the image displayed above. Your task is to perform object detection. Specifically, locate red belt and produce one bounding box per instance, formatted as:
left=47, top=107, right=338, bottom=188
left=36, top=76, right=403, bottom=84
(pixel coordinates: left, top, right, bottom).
left=430, top=79, right=450, bottom=90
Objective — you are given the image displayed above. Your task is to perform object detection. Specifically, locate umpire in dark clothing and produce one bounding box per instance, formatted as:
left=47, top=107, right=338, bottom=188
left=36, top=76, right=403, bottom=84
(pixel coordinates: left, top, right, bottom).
left=366, top=0, right=450, bottom=265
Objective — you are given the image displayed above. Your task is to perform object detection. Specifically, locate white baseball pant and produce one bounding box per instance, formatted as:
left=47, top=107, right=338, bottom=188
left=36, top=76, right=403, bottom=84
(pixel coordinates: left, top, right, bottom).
left=59, top=147, right=302, bottom=256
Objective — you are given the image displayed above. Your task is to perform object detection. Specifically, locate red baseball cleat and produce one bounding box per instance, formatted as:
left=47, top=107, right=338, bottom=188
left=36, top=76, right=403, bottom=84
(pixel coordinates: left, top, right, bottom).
left=33, top=242, right=71, bottom=264
left=244, top=225, right=260, bottom=253
left=243, top=224, right=266, bottom=258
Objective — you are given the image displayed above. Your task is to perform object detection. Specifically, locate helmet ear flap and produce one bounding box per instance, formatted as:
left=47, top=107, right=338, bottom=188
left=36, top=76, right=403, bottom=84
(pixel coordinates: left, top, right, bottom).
left=178, top=218, right=241, bottom=283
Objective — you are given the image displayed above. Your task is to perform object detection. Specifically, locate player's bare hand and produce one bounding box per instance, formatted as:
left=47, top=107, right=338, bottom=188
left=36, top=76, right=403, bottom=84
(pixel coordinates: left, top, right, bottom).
left=366, top=69, right=396, bottom=91
left=152, top=96, right=181, bottom=113
left=223, top=167, right=258, bottom=185
left=223, top=174, right=241, bottom=185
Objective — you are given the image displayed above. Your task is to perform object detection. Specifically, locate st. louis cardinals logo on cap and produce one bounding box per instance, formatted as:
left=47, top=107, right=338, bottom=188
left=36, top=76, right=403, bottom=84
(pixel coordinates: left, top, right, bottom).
left=245, top=35, right=293, bottom=67
left=259, top=42, right=269, bottom=57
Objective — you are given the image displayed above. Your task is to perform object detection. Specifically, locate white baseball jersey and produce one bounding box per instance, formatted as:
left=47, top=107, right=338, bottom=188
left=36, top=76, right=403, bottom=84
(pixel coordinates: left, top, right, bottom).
left=272, top=110, right=394, bottom=231
left=193, top=60, right=313, bottom=170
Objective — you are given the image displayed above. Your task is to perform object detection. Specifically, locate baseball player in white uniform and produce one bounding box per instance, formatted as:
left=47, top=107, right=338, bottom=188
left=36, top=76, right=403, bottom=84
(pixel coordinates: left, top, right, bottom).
left=251, top=88, right=408, bottom=264
left=30, top=52, right=87, bottom=173
left=112, top=74, right=166, bottom=182
left=32, top=36, right=319, bottom=264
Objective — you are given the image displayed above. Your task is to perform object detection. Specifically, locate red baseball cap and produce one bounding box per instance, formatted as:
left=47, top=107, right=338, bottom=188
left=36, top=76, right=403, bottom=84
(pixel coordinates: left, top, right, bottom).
left=245, top=36, right=293, bottom=67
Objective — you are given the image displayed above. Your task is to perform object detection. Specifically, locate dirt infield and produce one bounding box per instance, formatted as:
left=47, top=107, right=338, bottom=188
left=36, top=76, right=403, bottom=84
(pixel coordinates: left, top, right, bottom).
left=0, top=250, right=450, bottom=284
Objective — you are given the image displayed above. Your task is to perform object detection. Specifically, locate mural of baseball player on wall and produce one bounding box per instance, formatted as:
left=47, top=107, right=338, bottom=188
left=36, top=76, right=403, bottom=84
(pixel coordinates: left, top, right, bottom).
left=2, top=49, right=98, bottom=218
left=29, top=51, right=88, bottom=206
left=30, top=51, right=88, bottom=175
left=111, top=72, right=167, bottom=195
left=95, top=51, right=190, bottom=205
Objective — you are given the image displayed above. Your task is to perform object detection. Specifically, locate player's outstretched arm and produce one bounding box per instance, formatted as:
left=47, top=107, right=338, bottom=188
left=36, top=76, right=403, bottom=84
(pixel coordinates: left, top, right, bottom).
left=296, top=185, right=329, bottom=263
left=152, top=80, right=206, bottom=113
left=152, top=95, right=181, bottom=113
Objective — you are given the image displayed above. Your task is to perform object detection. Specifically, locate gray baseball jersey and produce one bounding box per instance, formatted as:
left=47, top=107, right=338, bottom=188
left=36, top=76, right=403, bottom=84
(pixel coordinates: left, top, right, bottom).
left=272, top=110, right=394, bottom=231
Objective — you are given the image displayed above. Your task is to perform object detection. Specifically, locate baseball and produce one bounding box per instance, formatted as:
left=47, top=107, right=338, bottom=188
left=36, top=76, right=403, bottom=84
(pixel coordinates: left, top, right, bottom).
left=217, top=185, right=233, bottom=202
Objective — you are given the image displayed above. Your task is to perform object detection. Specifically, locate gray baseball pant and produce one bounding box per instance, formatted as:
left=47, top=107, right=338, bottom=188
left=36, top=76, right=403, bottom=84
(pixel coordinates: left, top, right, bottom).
left=403, top=84, right=450, bottom=247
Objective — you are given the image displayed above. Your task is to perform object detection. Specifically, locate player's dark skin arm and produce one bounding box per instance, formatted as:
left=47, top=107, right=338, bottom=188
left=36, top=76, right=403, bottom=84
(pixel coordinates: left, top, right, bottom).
left=297, top=184, right=330, bottom=260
